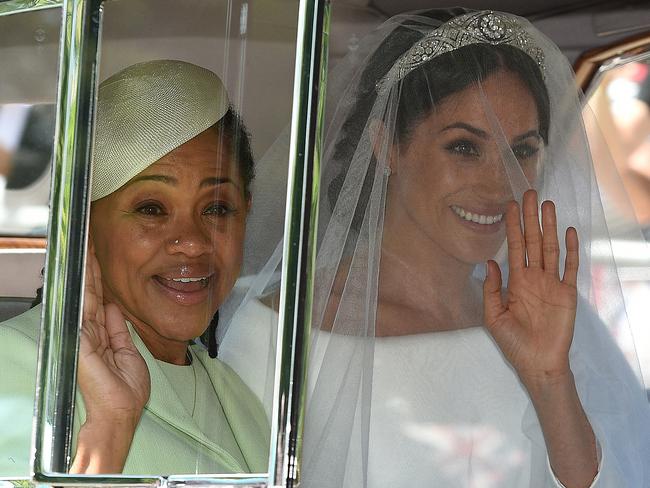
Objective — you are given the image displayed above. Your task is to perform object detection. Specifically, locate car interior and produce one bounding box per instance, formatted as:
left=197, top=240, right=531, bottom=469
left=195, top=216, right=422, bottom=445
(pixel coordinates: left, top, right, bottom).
left=1, top=0, right=649, bottom=389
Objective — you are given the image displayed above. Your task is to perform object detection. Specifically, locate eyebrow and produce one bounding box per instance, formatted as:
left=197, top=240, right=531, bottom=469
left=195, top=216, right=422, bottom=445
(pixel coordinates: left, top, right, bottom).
left=199, top=176, right=240, bottom=191
left=440, top=123, right=489, bottom=139
left=513, top=130, right=542, bottom=143
left=126, top=174, right=241, bottom=191
left=127, top=174, right=177, bottom=187
left=441, top=123, right=541, bottom=143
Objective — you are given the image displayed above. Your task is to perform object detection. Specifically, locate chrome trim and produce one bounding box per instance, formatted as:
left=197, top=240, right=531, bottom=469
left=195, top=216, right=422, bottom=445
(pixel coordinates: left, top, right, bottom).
left=32, top=0, right=103, bottom=477
left=598, top=48, right=650, bottom=73
left=30, top=475, right=159, bottom=487
left=269, top=0, right=328, bottom=486
left=574, top=31, right=650, bottom=90
left=30, top=0, right=164, bottom=483
left=167, top=475, right=267, bottom=488
left=0, top=0, right=61, bottom=16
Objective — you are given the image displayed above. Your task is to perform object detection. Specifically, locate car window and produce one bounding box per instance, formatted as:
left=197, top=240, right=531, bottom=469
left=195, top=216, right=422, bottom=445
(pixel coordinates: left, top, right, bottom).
left=0, top=4, right=61, bottom=481
left=586, top=55, right=650, bottom=392
left=0, top=103, right=54, bottom=237
left=1, top=0, right=326, bottom=486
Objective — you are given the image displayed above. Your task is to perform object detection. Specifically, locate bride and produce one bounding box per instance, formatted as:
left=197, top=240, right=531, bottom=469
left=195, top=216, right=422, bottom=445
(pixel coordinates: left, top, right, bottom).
left=302, top=8, right=650, bottom=488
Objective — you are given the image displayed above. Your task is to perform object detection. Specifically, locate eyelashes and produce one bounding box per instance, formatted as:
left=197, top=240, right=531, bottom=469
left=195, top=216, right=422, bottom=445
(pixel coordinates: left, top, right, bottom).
left=445, top=139, right=480, bottom=158
left=202, top=202, right=236, bottom=217
left=444, top=139, right=540, bottom=162
left=133, top=200, right=237, bottom=218
left=511, top=143, right=540, bottom=160
left=135, top=201, right=165, bottom=216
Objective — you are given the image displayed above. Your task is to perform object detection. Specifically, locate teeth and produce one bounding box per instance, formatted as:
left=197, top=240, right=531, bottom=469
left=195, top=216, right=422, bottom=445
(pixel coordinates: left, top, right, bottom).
left=169, top=277, right=208, bottom=283
left=451, top=205, right=503, bottom=225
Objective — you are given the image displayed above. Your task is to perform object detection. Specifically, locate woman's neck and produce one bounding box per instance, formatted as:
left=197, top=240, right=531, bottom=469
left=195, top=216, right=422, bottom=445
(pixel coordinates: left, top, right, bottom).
left=102, top=290, right=190, bottom=365
left=128, top=318, right=190, bottom=365
left=378, top=198, right=482, bottom=336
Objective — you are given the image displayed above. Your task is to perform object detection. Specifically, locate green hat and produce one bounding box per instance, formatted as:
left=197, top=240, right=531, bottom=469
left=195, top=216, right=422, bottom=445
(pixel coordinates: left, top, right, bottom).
left=91, top=59, right=230, bottom=201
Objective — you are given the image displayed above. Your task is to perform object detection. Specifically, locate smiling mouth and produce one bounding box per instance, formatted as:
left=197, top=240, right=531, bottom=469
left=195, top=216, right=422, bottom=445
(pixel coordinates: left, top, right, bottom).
left=451, top=205, right=504, bottom=225
left=154, top=275, right=212, bottom=293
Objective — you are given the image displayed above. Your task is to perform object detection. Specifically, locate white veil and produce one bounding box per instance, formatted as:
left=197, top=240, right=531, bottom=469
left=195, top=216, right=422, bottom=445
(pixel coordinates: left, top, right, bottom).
left=213, top=127, right=289, bottom=420
left=301, top=8, right=650, bottom=487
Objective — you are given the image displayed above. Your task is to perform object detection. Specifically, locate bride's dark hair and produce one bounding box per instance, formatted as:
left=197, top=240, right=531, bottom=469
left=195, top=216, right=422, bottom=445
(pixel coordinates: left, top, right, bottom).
left=326, top=11, right=550, bottom=214
left=395, top=44, right=550, bottom=147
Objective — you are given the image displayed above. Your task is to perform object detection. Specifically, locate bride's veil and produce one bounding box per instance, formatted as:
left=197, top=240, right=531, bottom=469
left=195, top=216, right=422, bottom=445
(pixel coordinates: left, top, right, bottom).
left=215, top=126, right=290, bottom=419
left=297, top=8, right=650, bottom=487
left=213, top=7, right=650, bottom=486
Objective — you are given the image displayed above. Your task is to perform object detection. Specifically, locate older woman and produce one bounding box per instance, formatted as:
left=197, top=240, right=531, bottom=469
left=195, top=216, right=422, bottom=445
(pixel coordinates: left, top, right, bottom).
left=0, top=60, right=268, bottom=476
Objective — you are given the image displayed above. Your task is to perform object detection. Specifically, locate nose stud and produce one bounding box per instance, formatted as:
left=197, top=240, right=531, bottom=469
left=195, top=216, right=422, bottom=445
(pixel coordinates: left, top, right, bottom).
left=174, top=239, right=180, bottom=245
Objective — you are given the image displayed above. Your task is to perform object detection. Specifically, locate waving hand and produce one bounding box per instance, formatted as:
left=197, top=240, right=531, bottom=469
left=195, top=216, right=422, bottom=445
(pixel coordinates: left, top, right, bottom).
left=71, top=244, right=150, bottom=473
left=483, top=189, right=579, bottom=384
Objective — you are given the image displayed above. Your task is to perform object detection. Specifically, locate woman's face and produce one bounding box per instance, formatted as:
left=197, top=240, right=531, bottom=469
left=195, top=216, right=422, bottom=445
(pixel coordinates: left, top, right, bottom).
left=90, top=127, right=249, bottom=343
left=389, top=69, right=542, bottom=265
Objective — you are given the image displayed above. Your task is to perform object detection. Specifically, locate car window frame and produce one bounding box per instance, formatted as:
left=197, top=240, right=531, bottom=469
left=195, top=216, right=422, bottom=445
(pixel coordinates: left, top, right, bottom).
left=0, top=0, right=328, bottom=486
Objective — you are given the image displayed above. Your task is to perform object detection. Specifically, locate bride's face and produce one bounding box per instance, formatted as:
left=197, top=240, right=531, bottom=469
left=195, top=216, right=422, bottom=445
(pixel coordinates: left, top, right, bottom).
left=390, top=69, right=543, bottom=265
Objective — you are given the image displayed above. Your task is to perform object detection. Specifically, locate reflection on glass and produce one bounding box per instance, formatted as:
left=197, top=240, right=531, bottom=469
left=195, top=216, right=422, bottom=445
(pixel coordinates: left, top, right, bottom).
left=1, top=0, right=300, bottom=479
left=97, top=2, right=299, bottom=435
left=0, top=103, right=54, bottom=237
left=0, top=5, right=59, bottom=238
left=587, top=58, right=650, bottom=390
left=588, top=60, right=650, bottom=233
left=0, top=6, right=58, bottom=479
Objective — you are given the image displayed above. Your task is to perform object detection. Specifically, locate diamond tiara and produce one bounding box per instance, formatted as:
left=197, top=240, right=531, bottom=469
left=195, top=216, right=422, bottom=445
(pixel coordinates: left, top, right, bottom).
left=379, top=11, right=546, bottom=91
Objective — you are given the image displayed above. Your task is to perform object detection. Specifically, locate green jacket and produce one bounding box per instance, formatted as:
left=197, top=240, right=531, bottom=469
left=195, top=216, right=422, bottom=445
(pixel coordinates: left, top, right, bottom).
left=0, top=305, right=269, bottom=477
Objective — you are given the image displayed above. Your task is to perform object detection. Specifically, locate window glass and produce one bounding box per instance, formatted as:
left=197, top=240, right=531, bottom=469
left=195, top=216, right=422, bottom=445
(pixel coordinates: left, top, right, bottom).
left=0, top=5, right=60, bottom=479
left=49, top=0, right=296, bottom=478
left=586, top=57, right=650, bottom=392
left=1, top=0, right=314, bottom=480
left=0, top=7, right=59, bottom=238
left=0, top=103, right=54, bottom=236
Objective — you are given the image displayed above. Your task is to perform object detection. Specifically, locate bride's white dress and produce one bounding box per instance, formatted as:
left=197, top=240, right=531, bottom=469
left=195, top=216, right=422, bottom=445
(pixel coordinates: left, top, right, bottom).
left=220, top=298, right=645, bottom=487
left=308, top=326, right=607, bottom=488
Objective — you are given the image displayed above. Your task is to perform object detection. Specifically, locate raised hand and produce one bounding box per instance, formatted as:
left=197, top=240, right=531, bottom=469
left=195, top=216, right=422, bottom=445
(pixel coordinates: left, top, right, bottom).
left=483, top=189, right=579, bottom=385
left=72, top=243, right=151, bottom=473
left=79, top=243, right=151, bottom=422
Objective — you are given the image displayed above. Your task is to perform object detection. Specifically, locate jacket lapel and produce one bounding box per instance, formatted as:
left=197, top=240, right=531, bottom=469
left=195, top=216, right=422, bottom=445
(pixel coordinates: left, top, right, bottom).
left=195, top=347, right=270, bottom=473
left=127, top=323, right=247, bottom=473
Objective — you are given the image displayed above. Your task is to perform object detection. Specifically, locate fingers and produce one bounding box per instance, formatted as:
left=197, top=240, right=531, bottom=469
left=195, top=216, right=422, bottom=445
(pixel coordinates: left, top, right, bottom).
left=505, top=200, right=526, bottom=272
left=88, top=245, right=104, bottom=303
left=562, top=227, right=579, bottom=287
left=483, top=260, right=506, bottom=322
left=83, top=257, right=98, bottom=322
left=84, top=242, right=105, bottom=325
left=484, top=260, right=503, bottom=293
left=541, top=200, right=560, bottom=278
left=104, top=303, right=133, bottom=353
left=522, top=190, right=543, bottom=268
left=90, top=248, right=105, bottom=325
left=507, top=192, right=579, bottom=284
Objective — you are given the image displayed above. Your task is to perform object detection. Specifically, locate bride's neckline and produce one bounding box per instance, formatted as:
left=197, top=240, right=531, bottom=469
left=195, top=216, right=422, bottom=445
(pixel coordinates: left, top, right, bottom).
left=319, top=256, right=488, bottom=336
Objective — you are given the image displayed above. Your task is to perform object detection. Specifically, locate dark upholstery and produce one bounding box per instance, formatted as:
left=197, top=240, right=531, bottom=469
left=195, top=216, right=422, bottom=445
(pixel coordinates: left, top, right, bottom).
left=0, top=297, right=33, bottom=323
